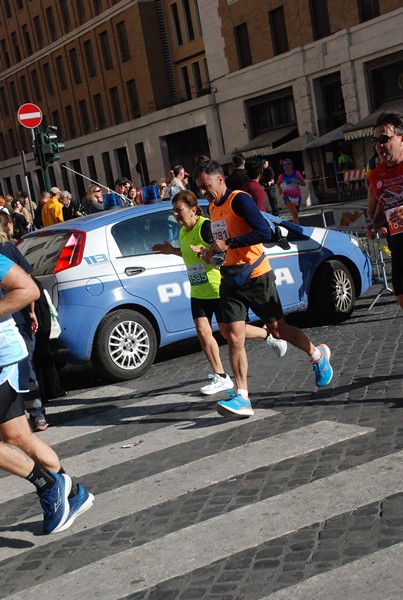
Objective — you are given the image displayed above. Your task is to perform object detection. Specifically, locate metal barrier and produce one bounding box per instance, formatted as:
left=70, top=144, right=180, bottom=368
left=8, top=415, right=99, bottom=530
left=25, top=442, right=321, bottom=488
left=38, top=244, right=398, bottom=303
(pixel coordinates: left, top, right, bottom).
left=336, top=169, right=367, bottom=203
left=331, top=228, right=393, bottom=309
left=298, top=203, right=393, bottom=309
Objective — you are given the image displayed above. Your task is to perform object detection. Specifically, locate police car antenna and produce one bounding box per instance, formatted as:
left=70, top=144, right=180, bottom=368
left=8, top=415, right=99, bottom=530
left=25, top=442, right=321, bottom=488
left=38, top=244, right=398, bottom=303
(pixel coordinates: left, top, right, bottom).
left=61, top=164, right=127, bottom=200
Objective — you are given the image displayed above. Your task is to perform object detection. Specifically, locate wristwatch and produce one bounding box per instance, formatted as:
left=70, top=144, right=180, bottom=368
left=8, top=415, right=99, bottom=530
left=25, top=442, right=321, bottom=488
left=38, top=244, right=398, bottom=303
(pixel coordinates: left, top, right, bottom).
left=225, top=237, right=235, bottom=249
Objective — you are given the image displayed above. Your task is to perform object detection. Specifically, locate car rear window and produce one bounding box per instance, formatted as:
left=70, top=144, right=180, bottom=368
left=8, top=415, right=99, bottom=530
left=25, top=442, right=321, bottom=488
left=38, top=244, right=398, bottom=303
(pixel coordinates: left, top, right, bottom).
left=18, top=232, right=72, bottom=275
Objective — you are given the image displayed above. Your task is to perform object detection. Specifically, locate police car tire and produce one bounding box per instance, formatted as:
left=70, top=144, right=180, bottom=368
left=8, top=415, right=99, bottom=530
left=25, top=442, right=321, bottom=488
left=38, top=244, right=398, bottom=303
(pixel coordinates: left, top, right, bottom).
left=93, top=309, right=158, bottom=381
left=310, top=259, right=355, bottom=323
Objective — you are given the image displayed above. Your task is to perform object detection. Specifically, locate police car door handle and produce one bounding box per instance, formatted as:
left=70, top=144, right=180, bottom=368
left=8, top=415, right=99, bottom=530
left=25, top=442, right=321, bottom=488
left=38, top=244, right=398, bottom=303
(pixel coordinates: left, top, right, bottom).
left=125, top=267, right=146, bottom=276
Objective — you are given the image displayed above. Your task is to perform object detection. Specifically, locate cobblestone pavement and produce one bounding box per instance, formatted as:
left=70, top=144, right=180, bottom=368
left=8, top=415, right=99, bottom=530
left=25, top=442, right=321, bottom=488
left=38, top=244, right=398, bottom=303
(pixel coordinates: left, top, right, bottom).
left=0, top=284, right=402, bottom=600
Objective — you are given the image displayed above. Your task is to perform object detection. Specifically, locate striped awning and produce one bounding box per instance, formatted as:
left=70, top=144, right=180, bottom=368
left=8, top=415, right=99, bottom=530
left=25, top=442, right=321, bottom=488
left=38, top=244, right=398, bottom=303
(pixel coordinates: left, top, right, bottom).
left=343, top=99, right=403, bottom=140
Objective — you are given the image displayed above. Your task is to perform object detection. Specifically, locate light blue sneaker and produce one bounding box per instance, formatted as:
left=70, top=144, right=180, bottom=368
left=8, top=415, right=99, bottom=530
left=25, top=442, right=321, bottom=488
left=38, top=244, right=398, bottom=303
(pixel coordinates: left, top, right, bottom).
left=311, top=344, right=333, bottom=387
left=38, top=472, right=72, bottom=535
left=58, top=483, right=94, bottom=532
left=216, top=391, right=254, bottom=418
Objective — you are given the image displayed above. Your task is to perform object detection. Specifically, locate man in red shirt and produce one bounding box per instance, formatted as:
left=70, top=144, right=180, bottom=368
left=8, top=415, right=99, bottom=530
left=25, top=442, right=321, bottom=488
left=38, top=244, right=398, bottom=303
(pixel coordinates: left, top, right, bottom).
left=242, top=157, right=266, bottom=212
left=368, top=111, right=403, bottom=309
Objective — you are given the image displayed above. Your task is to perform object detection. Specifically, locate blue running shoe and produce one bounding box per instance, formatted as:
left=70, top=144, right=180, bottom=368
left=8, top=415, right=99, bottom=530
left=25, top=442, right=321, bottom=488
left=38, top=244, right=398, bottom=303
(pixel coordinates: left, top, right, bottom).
left=58, top=483, right=94, bottom=532
left=216, top=391, right=254, bottom=418
left=38, top=472, right=72, bottom=535
left=311, top=343, right=333, bottom=387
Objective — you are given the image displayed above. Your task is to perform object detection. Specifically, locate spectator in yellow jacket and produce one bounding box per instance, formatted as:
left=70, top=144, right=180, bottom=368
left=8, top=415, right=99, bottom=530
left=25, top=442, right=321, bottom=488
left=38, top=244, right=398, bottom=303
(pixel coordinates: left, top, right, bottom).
left=41, top=187, right=64, bottom=227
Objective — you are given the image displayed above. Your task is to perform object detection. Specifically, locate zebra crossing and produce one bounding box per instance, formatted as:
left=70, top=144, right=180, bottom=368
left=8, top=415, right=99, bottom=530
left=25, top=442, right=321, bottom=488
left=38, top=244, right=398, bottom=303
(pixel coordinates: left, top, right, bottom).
left=1, top=383, right=402, bottom=599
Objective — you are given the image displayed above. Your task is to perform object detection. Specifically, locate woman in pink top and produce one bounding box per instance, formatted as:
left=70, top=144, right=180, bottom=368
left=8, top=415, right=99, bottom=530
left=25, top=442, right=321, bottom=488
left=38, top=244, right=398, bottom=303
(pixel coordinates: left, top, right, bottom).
left=276, top=158, right=306, bottom=224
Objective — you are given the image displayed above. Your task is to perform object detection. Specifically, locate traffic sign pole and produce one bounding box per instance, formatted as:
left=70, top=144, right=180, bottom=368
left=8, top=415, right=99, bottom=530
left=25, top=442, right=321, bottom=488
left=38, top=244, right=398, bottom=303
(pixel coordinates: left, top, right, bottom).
left=20, top=149, right=38, bottom=230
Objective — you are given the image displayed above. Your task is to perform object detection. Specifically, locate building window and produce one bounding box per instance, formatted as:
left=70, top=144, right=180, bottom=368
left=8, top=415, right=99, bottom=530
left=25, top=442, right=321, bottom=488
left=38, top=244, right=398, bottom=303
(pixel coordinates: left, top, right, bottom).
left=65, top=105, right=76, bottom=138
left=46, top=7, right=57, bottom=42
left=171, top=3, right=183, bottom=46
left=116, top=21, right=131, bottom=62
left=11, top=32, right=21, bottom=63
left=75, top=0, right=86, bottom=24
left=0, top=133, right=7, bottom=161
left=72, top=159, right=85, bottom=200
left=83, top=41, right=96, bottom=78
left=55, top=56, right=67, bottom=90
left=19, top=75, right=29, bottom=102
left=4, top=1, right=12, bottom=19
left=42, top=63, right=54, bottom=96
left=0, top=88, right=10, bottom=116
left=59, top=0, right=71, bottom=34
left=102, top=151, right=114, bottom=188
left=182, top=0, right=195, bottom=41
left=87, top=156, right=98, bottom=182
left=358, top=0, right=380, bottom=22
left=69, top=48, right=82, bottom=85
left=99, top=31, right=113, bottom=70
left=368, top=53, right=403, bottom=108
left=180, top=66, right=192, bottom=100
left=9, top=81, right=19, bottom=110
left=33, top=16, right=43, bottom=50
left=93, top=0, right=102, bottom=15
left=31, top=69, right=42, bottom=102
left=269, top=7, right=289, bottom=55
left=234, top=23, right=252, bottom=69
left=192, top=61, right=203, bottom=95
left=78, top=99, right=91, bottom=134
left=310, top=0, right=330, bottom=40
left=109, top=87, right=122, bottom=124
left=8, top=129, right=16, bottom=158
left=94, top=93, right=106, bottom=129
left=246, top=89, right=296, bottom=137
left=22, top=25, right=33, bottom=57
left=315, top=73, right=346, bottom=133
left=51, top=110, right=61, bottom=132
left=126, top=79, right=140, bottom=119
left=0, top=40, right=11, bottom=70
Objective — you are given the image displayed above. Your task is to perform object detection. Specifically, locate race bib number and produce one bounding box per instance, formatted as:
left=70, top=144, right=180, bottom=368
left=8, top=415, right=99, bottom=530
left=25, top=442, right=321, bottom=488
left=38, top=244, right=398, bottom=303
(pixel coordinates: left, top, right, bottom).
left=187, top=263, right=208, bottom=286
left=211, top=219, right=229, bottom=241
left=385, top=207, right=403, bottom=236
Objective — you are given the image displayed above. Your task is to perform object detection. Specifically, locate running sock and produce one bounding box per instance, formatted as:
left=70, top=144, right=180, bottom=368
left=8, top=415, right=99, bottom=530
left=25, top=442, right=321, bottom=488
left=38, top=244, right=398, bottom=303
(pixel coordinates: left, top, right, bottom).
left=217, top=373, right=226, bottom=378
left=237, top=388, right=249, bottom=400
left=26, top=464, right=55, bottom=492
left=310, top=347, right=321, bottom=362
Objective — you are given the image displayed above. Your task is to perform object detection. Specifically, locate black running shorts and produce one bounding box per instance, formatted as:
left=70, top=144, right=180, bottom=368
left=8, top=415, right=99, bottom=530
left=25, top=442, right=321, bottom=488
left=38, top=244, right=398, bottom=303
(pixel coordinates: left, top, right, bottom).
left=219, top=270, right=283, bottom=324
left=191, top=297, right=224, bottom=323
left=0, top=379, right=25, bottom=424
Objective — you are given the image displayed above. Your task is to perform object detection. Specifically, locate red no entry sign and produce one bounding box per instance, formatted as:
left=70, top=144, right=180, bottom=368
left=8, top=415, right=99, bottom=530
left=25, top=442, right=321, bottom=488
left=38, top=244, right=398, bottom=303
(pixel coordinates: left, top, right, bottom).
left=17, top=103, right=43, bottom=129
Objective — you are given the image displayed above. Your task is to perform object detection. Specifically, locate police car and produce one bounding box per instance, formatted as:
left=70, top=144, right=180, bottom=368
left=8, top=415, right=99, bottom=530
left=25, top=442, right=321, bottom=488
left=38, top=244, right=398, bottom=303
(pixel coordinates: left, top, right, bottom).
left=18, top=202, right=372, bottom=382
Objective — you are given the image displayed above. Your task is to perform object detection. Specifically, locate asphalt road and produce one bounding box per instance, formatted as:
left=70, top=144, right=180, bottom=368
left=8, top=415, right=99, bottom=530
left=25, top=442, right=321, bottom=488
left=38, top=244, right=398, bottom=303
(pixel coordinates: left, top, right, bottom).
left=0, top=283, right=402, bottom=599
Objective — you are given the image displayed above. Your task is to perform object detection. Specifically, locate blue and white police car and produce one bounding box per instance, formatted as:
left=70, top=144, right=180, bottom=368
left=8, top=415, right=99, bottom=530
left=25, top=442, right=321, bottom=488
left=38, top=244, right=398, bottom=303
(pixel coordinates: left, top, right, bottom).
left=18, top=202, right=372, bottom=382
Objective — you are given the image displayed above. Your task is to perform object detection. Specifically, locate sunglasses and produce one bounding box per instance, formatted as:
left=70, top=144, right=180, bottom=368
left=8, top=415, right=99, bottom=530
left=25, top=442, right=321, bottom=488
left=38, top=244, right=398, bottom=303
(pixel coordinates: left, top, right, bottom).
left=283, top=162, right=292, bottom=166
left=372, top=134, right=397, bottom=146
left=95, top=189, right=101, bottom=192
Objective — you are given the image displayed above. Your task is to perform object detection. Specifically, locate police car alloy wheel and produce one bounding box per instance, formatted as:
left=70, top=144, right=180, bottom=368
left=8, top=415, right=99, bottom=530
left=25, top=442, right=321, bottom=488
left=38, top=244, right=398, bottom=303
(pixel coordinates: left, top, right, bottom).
left=93, top=309, right=158, bottom=381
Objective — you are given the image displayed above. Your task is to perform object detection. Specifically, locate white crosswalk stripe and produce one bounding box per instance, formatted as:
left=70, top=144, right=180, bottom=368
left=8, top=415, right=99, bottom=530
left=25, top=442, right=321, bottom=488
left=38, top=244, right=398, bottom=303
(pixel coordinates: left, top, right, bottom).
left=1, top=386, right=402, bottom=599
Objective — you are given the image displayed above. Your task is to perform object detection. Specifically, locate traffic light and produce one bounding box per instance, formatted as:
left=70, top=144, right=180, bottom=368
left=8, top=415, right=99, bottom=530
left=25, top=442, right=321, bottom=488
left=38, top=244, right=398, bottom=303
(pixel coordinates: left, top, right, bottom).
left=41, top=126, right=65, bottom=165
left=33, top=126, right=65, bottom=168
left=33, top=130, right=46, bottom=168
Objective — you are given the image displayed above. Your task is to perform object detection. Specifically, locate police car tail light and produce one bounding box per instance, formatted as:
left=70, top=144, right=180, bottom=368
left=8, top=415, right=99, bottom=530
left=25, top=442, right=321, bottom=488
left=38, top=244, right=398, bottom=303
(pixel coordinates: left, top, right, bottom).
left=54, top=231, right=86, bottom=273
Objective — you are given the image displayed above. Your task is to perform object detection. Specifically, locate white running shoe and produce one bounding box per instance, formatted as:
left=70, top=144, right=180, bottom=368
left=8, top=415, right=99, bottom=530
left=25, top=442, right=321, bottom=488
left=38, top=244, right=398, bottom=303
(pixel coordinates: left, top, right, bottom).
left=266, top=333, right=287, bottom=357
left=200, top=373, right=234, bottom=395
